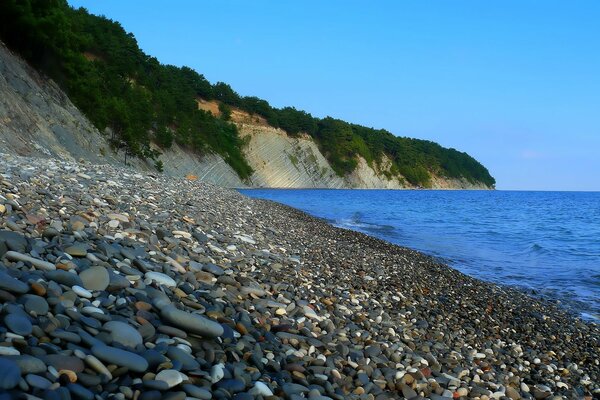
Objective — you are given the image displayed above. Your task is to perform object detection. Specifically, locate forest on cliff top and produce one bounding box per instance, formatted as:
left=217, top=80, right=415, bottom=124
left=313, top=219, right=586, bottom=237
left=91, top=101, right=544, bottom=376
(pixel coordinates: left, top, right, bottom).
left=0, top=0, right=495, bottom=187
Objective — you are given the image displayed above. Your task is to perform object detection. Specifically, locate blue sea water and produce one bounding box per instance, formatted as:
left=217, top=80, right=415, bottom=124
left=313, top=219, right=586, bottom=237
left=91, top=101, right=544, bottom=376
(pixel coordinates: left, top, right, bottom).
left=239, top=189, right=600, bottom=321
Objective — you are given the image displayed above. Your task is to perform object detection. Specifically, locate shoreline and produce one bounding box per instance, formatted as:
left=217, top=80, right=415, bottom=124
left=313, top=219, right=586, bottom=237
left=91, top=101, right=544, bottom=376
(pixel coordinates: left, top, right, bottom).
left=239, top=188, right=600, bottom=324
left=0, top=154, right=598, bottom=399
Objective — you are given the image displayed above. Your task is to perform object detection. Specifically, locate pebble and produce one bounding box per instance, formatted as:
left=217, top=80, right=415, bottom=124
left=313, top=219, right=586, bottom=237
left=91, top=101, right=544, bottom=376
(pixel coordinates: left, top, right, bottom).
left=160, top=305, right=224, bottom=338
left=91, top=345, right=148, bottom=372
left=0, top=270, right=29, bottom=293
left=4, top=313, right=33, bottom=335
left=145, top=271, right=176, bottom=287
left=72, top=285, right=93, bottom=298
left=4, top=251, right=56, bottom=270
left=249, top=381, right=274, bottom=396
left=0, top=358, right=21, bottom=389
left=79, top=266, right=110, bottom=291
left=0, top=154, right=596, bottom=400
left=103, top=320, right=143, bottom=348
left=25, top=374, right=52, bottom=389
left=155, top=369, right=184, bottom=388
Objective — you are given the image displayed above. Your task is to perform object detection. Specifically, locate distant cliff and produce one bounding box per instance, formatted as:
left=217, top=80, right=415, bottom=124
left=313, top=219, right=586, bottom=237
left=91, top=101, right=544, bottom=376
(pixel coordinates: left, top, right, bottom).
left=0, top=41, right=491, bottom=189
left=0, top=0, right=495, bottom=189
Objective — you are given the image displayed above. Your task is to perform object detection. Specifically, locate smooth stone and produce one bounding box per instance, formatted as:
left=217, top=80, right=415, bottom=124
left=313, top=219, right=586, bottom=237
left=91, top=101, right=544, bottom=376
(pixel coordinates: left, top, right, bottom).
left=162, top=392, right=186, bottom=400
left=155, top=369, right=184, bottom=388
left=202, top=263, right=224, bottom=276
left=46, top=270, right=83, bottom=287
left=50, top=329, right=81, bottom=343
left=43, top=354, right=85, bottom=373
left=108, top=272, right=130, bottom=291
left=103, top=321, right=143, bottom=348
left=72, top=285, right=93, bottom=298
left=160, top=305, right=224, bottom=338
left=7, top=355, right=46, bottom=374
left=143, top=379, right=170, bottom=390
left=79, top=266, right=110, bottom=291
left=182, top=384, right=212, bottom=399
left=210, top=363, right=225, bottom=383
left=4, top=251, right=55, bottom=270
left=25, top=374, right=52, bottom=389
left=139, top=391, right=162, bottom=400
left=0, top=230, right=28, bottom=252
left=0, top=270, right=29, bottom=293
left=91, top=345, right=148, bottom=372
left=217, top=378, right=246, bottom=393
left=249, top=381, right=274, bottom=396
left=232, top=394, right=253, bottom=400
left=0, top=346, right=20, bottom=355
left=22, top=294, right=49, bottom=315
left=84, top=355, right=112, bottom=379
left=67, top=383, right=94, bottom=400
left=140, top=349, right=168, bottom=368
left=0, top=358, right=21, bottom=389
left=145, top=271, right=176, bottom=287
left=77, top=372, right=102, bottom=387
left=5, top=313, right=33, bottom=336
left=65, top=243, right=88, bottom=257
left=166, top=346, right=200, bottom=371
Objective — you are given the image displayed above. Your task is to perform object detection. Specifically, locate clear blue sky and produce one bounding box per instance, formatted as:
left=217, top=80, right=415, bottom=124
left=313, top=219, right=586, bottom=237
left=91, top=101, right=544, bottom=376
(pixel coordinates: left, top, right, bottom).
left=68, top=0, right=600, bottom=190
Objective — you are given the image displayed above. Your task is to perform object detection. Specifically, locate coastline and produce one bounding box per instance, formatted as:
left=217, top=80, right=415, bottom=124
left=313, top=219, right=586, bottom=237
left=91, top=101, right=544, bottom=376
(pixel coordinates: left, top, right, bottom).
left=0, top=154, right=597, bottom=399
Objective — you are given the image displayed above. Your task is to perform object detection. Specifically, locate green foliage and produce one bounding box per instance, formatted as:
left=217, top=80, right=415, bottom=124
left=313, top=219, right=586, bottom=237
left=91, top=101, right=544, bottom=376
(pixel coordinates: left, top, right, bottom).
left=154, top=159, right=164, bottom=173
left=0, top=0, right=495, bottom=187
left=218, top=103, right=232, bottom=121
left=0, top=0, right=252, bottom=179
left=154, top=127, right=174, bottom=149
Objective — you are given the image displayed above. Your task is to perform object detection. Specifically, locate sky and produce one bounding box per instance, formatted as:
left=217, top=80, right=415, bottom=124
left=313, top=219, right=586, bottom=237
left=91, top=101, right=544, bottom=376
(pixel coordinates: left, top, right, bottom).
left=68, top=0, right=600, bottom=190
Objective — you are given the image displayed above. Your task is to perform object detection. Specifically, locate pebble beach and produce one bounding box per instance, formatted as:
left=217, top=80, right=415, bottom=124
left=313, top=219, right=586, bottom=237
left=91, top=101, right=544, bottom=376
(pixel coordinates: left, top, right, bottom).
left=0, top=154, right=598, bottom=400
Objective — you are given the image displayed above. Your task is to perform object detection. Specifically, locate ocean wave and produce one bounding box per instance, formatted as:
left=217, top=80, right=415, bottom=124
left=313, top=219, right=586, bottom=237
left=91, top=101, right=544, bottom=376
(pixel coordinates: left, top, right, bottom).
left=333, top=212, right=397, bottom=237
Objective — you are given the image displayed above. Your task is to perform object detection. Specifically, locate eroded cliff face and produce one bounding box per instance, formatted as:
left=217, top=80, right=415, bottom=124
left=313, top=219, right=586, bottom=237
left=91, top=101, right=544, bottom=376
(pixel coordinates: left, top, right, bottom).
left=0, top=41, right=242, bottom=187
left=0, top=41, right=490, bottom=189
left=239, top=124, right=345, bottom=188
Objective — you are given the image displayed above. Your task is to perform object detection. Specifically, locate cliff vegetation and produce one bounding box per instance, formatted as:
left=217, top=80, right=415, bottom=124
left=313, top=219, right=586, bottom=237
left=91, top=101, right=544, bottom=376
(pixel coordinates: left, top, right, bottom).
left=0, top=0, right=495, bottom=187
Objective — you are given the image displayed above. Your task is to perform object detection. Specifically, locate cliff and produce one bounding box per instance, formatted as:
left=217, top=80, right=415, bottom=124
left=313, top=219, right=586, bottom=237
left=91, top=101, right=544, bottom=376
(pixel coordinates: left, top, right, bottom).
left=0, top=41, right=489, bottom=189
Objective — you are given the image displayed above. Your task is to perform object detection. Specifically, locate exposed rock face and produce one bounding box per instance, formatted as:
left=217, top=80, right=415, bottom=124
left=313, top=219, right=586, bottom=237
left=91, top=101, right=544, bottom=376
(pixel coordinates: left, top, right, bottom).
left=0, top=41, right=491, bottom=189
left=0, top=40, right=115, bottom=165
left=0, top=42, right=244, bottom=188
left=239, top=124, right=345, bottom=188
left=346, top=155, right=404, bottom=189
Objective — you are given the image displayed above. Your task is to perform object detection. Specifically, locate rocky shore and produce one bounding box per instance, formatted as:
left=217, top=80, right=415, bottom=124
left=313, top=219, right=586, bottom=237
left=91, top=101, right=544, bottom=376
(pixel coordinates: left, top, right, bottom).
left=0, top=153, right=597, bottom=400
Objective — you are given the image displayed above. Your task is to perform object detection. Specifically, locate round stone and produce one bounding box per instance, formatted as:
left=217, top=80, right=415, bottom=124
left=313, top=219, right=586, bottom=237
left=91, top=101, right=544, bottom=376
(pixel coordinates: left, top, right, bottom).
left=103, top=321, right=143, bottom=348
left=0, top=358, right=21, bottom=389
left=22, top=295, right=49, bottom=315
left=4, top=313, right=33, bottom=336
left=155, top=369, right=184, bottom=388
left=79, top=266, right=109, bottom=291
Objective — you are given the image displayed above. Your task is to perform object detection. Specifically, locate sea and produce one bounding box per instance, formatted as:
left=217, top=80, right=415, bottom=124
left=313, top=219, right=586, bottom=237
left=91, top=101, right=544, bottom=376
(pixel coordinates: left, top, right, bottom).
left=239, top=189, right=600, bottom=322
